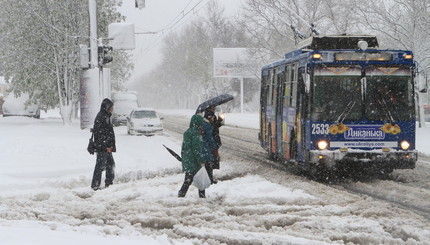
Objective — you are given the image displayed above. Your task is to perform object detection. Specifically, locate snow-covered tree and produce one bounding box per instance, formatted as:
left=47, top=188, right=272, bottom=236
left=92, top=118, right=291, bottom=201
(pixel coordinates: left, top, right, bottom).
left=238, top=0, right=362, bottom=59
left=0, top=0, right=132, bottom=124
left=133, top=1, right=251, bottom=110
left=354, top=0, right=430, bottom=73
left=238, top=0, right=430, bottom=73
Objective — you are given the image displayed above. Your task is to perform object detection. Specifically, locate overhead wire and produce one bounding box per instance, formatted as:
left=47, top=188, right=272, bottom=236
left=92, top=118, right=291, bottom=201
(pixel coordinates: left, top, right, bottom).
left=139, top=1, right=205, bottom=53
left=134, top=0, right=202, bottom=64
left=160, top=0, right=194, bottom=32
left=137, top=0, right=211, bottom=56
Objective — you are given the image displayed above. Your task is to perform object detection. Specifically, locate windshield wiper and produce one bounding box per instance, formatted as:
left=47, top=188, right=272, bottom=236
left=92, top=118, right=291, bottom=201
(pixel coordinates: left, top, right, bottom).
left=376, top=98, right=394, bottom=123
left=336, top=101, right=356, bottom=123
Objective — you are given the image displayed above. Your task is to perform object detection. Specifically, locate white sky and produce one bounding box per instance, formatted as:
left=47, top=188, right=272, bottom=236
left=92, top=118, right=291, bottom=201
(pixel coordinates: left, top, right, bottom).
left=118, top=0, right=244, bottom=81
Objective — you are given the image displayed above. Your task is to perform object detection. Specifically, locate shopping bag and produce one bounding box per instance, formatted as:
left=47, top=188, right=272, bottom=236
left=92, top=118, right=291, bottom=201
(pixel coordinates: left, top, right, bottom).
left=192, top=167, right=211, bottom=190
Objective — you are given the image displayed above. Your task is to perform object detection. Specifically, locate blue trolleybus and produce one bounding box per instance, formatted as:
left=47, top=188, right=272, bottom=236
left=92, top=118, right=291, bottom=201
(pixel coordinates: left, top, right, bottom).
left=259, top=35, right=419, bottom=175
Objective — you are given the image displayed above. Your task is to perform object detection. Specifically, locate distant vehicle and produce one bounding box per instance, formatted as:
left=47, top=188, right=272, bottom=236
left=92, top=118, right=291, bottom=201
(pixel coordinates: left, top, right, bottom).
left=2, top=93, right=40, bottom=118
left=127, top=108, right=163, bottom=136
left=424, top=104, right=430, bottom=122
left=0, top=97, right=4, bottom=115
left=111, top=91, right=139, bottom=126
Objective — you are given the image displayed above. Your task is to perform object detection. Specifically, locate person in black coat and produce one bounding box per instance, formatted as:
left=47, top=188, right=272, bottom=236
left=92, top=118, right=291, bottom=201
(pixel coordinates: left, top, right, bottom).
left=205, top=106, right=223, bottom=170
left=205, top=106, right=224, bottom=166
left=91, top=98, right=116, bottom=190
left=206, top=106, right=223, bottom=147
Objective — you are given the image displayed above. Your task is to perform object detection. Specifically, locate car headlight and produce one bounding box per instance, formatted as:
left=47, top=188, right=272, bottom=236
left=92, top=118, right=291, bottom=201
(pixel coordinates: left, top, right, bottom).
left=400, top=140, right=410, bottom=150
left=317, top=140, right=328, bottom=150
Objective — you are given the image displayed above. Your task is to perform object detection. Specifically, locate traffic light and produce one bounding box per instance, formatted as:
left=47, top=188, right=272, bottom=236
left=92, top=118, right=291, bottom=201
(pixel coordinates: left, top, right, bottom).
left=98, top=45, right=113, bottom=67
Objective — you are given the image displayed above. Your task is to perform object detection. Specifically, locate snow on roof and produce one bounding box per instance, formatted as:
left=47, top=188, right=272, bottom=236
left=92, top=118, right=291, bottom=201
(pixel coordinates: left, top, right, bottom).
left=0, top=76, right=6, bottom=85
left=133, top=107, right=155, bottom=111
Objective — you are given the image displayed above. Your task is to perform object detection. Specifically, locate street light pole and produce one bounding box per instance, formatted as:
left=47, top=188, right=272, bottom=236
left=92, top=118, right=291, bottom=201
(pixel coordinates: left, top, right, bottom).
left=80, top=0, right=100, bottom=129
left=89, top=0, right=97, bottom=68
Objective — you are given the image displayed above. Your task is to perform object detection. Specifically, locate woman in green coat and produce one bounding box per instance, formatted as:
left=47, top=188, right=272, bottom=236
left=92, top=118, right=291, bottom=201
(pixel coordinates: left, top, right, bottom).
left=178, top=114, right=206, bottom=198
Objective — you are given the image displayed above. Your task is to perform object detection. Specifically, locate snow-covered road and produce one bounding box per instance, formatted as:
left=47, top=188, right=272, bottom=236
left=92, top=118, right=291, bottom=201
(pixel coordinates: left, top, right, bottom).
left=163, top=112, right=430, bottom=243
left=1, top=112, right=430, bottom=244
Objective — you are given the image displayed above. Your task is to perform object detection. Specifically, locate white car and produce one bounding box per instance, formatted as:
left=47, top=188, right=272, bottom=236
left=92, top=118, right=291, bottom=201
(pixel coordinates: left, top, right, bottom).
left=2, top=93, right=40, bottom=118
left=127, top=108, right=163, bottom=136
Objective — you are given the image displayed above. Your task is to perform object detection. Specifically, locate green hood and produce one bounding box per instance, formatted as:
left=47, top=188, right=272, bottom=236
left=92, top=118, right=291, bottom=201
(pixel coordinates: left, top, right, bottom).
left=189, top=114, right=204, bottom=129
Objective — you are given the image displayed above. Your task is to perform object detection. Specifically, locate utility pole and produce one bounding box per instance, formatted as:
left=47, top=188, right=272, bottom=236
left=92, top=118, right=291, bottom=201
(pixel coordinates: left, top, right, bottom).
left=79, top=0, right=136, bottom=129
left=80, top=0, right=102, bottom=129
left=89, top=0, right=97, bottom=68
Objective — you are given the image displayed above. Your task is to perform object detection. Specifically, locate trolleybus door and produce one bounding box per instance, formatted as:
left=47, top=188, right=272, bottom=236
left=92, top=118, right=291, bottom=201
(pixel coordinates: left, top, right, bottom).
left=280, top=63, right=299, bottom=161
left=259, top=71, right=270, bottom=149
left=290, top=63, right=299, bottom=161
left=295, top=66, right=306, bottom=163
left=282, top=65, right=293, bottom=160
left=276, top=66, right=285, bottom=158
left=265, top=69, right=276, bottom=156
left=270, top=68, right=278, bottom=155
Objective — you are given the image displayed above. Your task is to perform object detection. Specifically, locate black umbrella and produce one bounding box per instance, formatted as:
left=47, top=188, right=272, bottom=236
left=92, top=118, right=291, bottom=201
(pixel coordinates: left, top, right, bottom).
left=163, top=144, right=182, bottom=162
left=195, top=94, right=234, bottom=114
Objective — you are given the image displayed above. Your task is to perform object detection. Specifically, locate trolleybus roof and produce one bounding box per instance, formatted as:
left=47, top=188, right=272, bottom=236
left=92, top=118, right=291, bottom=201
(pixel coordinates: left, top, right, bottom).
left=296, top=35, right=379, bottom=50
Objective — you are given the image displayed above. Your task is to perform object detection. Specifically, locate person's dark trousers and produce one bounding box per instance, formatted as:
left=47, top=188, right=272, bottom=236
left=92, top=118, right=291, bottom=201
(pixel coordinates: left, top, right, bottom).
left=178, top=172, right=205, bottom=198
left=91, top=152, right=115, bottom=190
left=205, top=162, right=215, bottom=184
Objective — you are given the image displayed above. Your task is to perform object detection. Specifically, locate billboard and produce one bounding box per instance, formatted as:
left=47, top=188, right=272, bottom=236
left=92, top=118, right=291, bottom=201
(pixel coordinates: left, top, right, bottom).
left=213, top=48, right=263, bottom=78
left=108, top=23, right=135, bottom=50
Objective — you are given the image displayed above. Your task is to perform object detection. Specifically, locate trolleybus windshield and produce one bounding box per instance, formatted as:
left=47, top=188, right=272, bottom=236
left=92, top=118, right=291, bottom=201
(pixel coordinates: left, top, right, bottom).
left=312, top=66, right=362, bottom=121
left=365, top=67, right=414, bottom=121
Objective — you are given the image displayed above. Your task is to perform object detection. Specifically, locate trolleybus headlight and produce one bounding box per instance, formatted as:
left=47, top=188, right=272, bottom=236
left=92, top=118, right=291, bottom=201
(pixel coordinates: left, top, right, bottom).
left=400, top=140, right=410, bottom=150
left=404, top=54, right=413, bottom=59
left=317, top=140, right=328, bottom=150
left=312, top=53, right=322, bottom=59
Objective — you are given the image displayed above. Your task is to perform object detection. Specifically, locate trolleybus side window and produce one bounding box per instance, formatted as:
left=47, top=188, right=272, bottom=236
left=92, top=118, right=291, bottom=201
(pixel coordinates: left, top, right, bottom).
left=284, top=66, right=291, bottom=107
left=267, top=69, right=274, bottom=108
left=271, top=68, right=277, bottom=114
left=277, top=67, right=285, bottom=115
left=261, top=74, right=268, bottom=108
left=291, top=64, right=298, bottom=107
